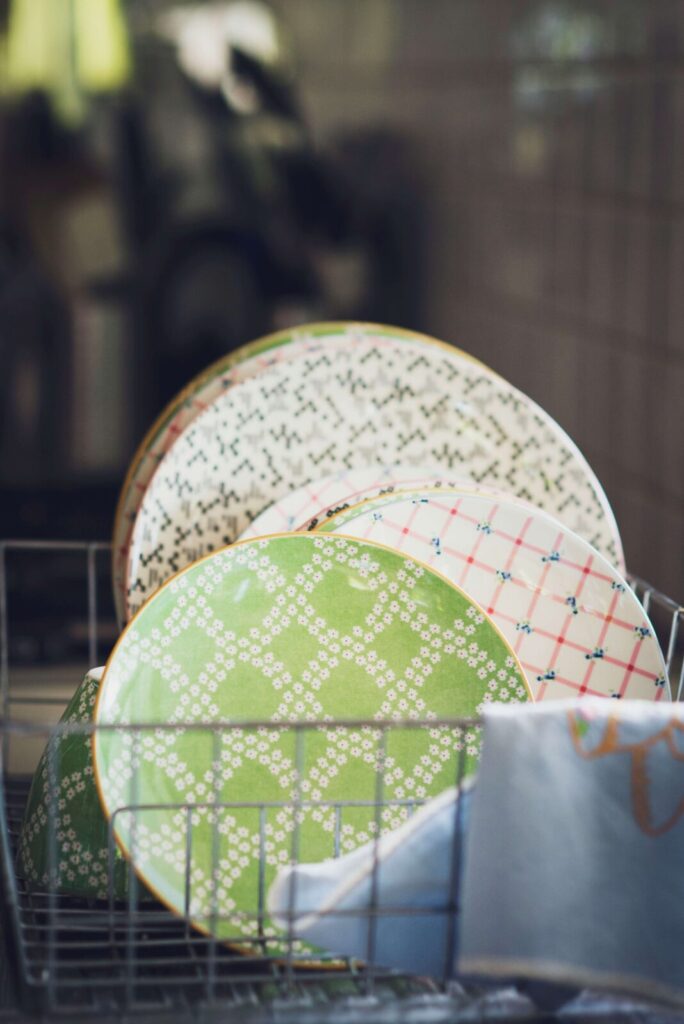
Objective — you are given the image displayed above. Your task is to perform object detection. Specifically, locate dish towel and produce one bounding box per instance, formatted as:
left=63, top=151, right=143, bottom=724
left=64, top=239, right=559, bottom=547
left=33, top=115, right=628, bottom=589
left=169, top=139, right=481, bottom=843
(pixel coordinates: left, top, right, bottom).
left=267, top=783, right=472, bottom=976
left=459, top=698, right=684, bottom=1008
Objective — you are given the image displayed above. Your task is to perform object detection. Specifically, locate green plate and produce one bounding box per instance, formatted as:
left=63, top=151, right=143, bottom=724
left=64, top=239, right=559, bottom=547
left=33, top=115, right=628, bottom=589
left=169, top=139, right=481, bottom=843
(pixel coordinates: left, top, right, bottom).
left=18, top=669, right=130, bottom=900
left=94, top=534, right=528, bottom=952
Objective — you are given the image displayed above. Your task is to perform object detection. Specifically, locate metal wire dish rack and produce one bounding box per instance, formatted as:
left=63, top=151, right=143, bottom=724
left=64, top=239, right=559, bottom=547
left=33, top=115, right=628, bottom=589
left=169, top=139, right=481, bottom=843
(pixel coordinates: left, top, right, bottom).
left=0, top=540, right=682, bottom=1022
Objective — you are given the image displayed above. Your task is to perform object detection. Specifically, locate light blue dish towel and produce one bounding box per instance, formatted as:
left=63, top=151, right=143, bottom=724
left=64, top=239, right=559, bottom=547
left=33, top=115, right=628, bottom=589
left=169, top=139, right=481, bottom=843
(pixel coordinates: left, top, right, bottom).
left=459, top=698, right=684, bottom=1008
left=267, top=783, right=472, bottom=976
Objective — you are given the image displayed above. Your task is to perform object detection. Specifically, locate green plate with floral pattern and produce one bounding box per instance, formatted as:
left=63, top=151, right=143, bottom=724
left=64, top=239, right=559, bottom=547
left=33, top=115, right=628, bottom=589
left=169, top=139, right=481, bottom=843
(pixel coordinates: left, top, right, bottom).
left=94, top=534, right=529, bottom=952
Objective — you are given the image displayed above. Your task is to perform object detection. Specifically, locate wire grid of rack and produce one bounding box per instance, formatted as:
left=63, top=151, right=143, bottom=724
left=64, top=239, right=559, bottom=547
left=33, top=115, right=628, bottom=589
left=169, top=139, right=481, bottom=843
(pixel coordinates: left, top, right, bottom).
left=0, top=540, right=682, bottom=1022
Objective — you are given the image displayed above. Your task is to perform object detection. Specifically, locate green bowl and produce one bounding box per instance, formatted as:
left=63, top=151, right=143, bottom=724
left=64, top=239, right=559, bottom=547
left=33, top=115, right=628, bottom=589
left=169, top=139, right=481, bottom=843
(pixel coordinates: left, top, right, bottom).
left=18, top=668, right=130, bottom=900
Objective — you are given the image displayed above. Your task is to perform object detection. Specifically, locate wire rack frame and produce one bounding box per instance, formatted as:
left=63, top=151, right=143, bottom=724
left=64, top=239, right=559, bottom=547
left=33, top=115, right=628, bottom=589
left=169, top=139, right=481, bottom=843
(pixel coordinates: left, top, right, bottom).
left=0, top=539, right=682, bottom=1022
left=1, top=717, right=478, bottom=1018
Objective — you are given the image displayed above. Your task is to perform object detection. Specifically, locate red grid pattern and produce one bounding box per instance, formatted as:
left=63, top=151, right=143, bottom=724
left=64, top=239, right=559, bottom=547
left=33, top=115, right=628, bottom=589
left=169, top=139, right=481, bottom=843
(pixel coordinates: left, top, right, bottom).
left=323, top=493, right=667, bottom=703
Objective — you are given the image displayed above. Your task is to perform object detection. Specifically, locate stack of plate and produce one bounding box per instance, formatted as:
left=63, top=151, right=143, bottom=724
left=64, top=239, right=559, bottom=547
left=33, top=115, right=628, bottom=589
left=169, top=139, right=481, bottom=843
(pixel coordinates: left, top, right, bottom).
left=19, top=322, right=668, bottom=954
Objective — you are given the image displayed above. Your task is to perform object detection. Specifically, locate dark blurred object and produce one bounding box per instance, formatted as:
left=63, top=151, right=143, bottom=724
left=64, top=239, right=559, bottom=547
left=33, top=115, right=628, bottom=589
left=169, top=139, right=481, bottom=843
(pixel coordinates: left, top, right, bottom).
left=0, top=0, right=426, bottom=546
left=0, top=95, right=81, bottom=487
left=0, top=542, right=116, bottom=669
left=0, top=91, right=136, bottom=494
left=324, top=130, right=427, bottom=330
left=0, top=228, right=70, bottom=485
left=142, top=218, right=272, bottom=401
left=138, top=13, right=346, bottom=406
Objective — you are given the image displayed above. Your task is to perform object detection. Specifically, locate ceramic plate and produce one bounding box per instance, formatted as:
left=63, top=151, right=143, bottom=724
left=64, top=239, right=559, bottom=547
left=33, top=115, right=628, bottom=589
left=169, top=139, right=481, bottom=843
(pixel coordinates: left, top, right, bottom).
left=316, top=490, right=668, bottom=702
left=113, top=323, right=489, bottom=623
left=125, top=332, right=623, bottom=618
left=240, top=465, right=495, bottom=539
left=18, top=668, right=131, bottom=899
left=95, top=533, right=529, bottom=949
left=300, top=482, right=541, bottom=533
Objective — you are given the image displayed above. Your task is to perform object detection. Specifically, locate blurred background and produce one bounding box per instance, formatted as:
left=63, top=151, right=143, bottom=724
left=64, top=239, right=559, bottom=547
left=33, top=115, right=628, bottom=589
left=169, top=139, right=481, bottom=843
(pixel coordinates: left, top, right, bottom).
left=0, top=0, right=682, bottom=617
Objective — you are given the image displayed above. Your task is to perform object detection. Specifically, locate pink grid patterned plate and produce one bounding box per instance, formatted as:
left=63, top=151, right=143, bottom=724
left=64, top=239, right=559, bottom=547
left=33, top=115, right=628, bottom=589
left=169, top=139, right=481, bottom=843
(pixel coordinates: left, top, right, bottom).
left=239, top=466, right=510, bottom=539
left=317, top=490, right=668, bottom=702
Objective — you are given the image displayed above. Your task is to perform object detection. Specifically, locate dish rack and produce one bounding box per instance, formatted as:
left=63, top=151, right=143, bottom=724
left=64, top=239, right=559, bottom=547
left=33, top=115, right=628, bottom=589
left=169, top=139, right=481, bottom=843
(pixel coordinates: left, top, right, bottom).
left=0, top=540, right=682, bottom=1023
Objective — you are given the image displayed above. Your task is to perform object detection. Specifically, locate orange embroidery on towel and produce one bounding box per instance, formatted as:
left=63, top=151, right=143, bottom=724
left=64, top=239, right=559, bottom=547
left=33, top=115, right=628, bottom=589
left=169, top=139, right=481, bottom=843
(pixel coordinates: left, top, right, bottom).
left=568, top=712, right=684, bottom=837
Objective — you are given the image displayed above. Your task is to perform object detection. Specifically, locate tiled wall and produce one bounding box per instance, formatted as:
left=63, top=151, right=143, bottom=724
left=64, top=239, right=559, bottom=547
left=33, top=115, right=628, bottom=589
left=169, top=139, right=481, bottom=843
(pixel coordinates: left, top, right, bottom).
left=275, top=0, right=684, bottom=597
